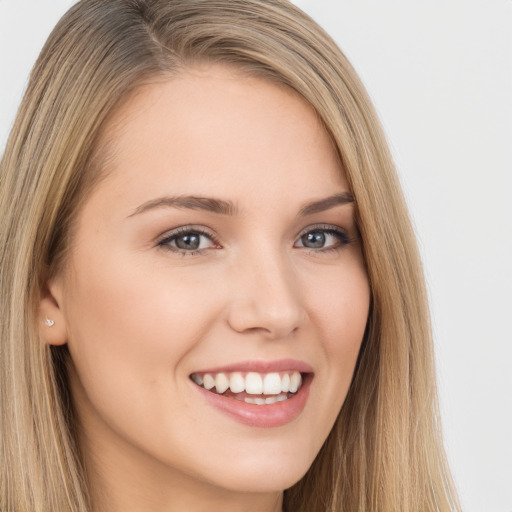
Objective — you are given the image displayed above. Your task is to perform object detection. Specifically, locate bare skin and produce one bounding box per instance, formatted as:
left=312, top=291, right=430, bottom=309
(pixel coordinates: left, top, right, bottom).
left=40, top=65, right=370, bottom=512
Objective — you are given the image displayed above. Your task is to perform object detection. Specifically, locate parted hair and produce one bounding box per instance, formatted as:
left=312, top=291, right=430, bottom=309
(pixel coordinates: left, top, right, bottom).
left=0, top=1, right=460, bottom=511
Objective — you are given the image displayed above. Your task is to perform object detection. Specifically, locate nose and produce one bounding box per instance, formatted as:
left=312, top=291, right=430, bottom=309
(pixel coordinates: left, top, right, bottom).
left=226, top=248, right=308, bottom=340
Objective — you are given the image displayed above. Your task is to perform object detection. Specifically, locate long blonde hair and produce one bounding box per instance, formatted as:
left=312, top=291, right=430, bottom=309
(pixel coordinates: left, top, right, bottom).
left=0, top=1, right=460, bottom=510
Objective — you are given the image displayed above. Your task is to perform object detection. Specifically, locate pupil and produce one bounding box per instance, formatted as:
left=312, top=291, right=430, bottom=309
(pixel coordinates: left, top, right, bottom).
left=176, top=233, right=200, bottom=250
left=303, top=231, right=325, bottom=248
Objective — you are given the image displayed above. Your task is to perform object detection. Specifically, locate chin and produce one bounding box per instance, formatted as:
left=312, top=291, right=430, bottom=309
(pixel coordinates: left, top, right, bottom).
left=196, top=447, right=315, bottom=494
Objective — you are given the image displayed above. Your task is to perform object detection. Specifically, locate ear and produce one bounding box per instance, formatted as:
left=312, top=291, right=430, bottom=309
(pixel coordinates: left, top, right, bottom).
left=38, top=277, right=68, bottom=346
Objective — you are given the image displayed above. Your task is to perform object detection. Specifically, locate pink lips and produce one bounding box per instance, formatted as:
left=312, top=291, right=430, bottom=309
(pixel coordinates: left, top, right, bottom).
left=190, top=359, right=313, bottom=428
left=192, top=358, right=313, bottom=374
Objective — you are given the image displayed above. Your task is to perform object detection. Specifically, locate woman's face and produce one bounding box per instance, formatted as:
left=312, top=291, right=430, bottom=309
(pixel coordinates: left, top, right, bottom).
left=48, top=65, right=370, bottom=502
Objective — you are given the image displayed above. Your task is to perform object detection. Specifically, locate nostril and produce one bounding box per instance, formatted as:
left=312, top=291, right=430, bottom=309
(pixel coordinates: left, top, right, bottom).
left=226, top=300, right=307, bottom=339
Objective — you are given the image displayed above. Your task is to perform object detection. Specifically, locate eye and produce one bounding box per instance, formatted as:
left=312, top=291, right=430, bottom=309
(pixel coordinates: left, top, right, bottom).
left=157, top=227, right=218, bottom=255
left=294, top=226, right=351, bottom=252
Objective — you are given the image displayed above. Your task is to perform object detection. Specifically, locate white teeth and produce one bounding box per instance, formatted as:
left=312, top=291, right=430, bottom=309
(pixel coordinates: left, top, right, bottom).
left=245, top=372, right=263, bottom=395
left=215, top=373, right=229, bottom=394
left=281, top=373, right=290, bottom=393
left=244, top=397, right=266, bottom=405
left=203, top=374, right=215, bottom=390
left=289, top=371, right=302, bottom=393
left=191, top=370, right=305, bottom=395
left=229, top=372, right=245, bottom=393
left=244, top=393, right=289, bottom=405
left=263, top=372, right=282, bottom=394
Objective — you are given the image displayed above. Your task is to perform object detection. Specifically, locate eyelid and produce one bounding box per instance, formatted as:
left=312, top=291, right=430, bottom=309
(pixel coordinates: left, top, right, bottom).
left=156, top=225, right=220, bottom=255
left=156, top=223, right=353, bottom=257
left=295, top=223, right=351, bottom=241
left=293, top=224, right=354, bottom=254
left=156, top=225, right=216, bottom=242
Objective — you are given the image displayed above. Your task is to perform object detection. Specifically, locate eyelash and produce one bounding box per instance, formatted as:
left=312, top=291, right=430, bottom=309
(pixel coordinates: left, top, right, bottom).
left=156, top=224, right=353, bottom=257
left=156, top=227, right=220, bottom=256
left=296, top=226, right=352, bottom=254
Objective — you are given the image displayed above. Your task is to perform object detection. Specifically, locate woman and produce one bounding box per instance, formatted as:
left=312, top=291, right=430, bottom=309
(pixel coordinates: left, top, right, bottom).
left=0, top=1, right=460, bottom=511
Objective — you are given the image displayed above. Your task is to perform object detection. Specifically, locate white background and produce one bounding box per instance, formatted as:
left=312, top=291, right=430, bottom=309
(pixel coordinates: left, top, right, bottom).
left=1, top=2, right=511, bottom=511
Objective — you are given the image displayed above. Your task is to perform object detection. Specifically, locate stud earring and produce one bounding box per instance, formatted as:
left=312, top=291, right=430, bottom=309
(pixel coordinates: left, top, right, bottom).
left=44, top=318, right=55, bottom=327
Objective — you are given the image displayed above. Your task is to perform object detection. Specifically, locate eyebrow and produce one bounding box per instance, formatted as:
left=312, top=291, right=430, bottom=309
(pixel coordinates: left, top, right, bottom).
left=129, top=196, right=237, bottom=217
left=128, top=192, right=354, bottom=218
left=298, top=192, right=354, bottom=216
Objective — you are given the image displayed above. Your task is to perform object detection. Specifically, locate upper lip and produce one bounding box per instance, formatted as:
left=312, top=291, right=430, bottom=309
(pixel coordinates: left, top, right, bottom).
left=191, top=358, right=313, bottom=375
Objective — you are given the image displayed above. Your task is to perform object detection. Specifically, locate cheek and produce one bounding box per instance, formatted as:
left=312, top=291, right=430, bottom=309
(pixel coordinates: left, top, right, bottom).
left=62, top=250, right=221, bottom=409
left=326, top=282, right=369, bottom=361
left=67, top=248, right=215, bottom=340
left=303, top=255, right=370, bottom=408
left=307, top=256, right=370, bottom=352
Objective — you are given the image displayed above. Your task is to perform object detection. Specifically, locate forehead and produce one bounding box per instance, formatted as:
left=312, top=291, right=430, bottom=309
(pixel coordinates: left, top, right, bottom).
left=90, top=64, right=348, bottom=214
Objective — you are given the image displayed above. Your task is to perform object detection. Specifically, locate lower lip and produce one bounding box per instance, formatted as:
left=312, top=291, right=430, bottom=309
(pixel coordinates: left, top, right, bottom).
left=193, top=374, right=313, bottom=428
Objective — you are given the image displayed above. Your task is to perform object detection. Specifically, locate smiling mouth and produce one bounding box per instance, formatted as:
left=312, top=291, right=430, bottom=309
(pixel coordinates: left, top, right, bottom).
left=190, top=371, right=305, bottom=404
